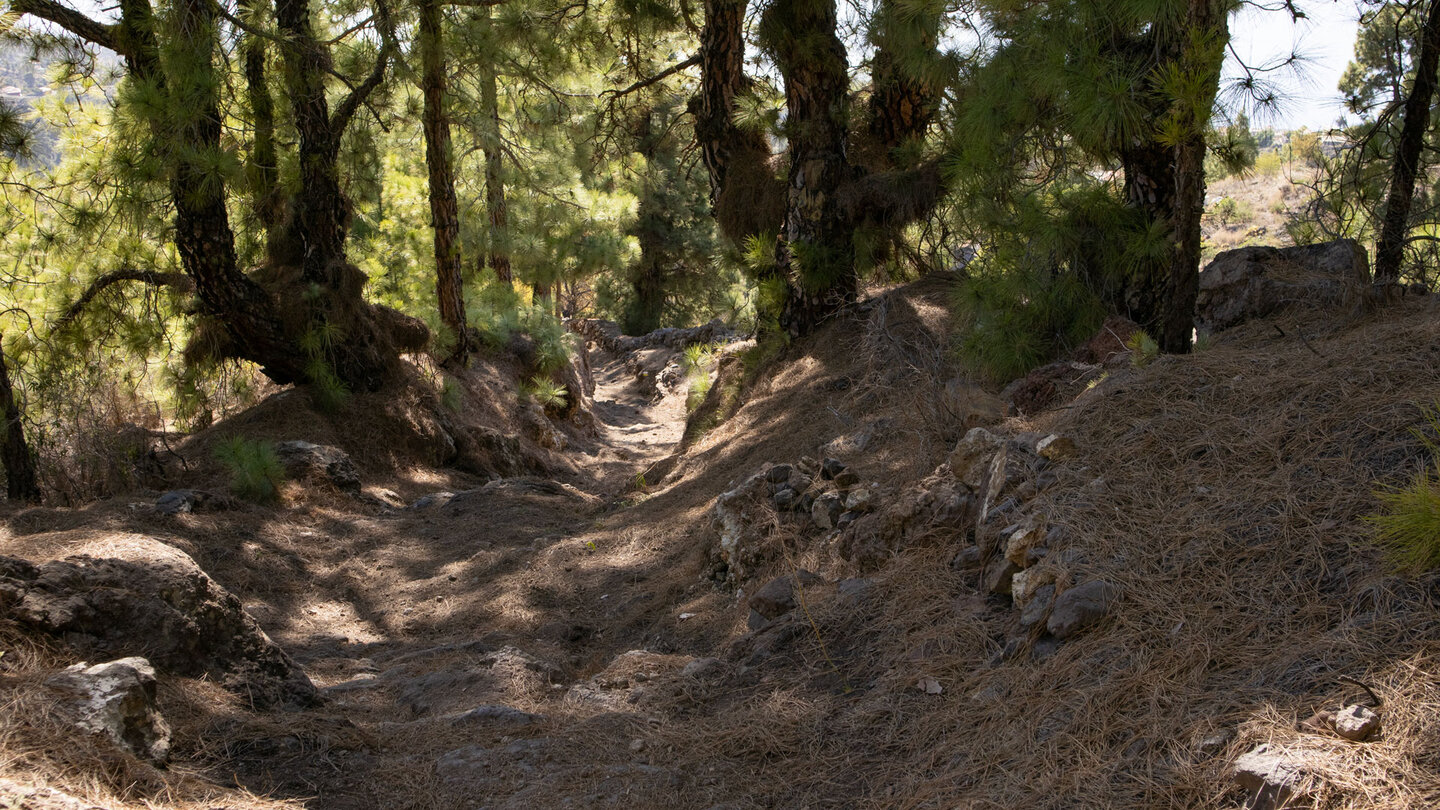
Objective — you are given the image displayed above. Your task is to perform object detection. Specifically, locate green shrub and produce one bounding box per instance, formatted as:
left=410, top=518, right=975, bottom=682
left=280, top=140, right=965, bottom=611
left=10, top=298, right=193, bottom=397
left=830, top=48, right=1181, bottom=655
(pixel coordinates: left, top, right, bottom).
left=1368, top=408, right=1440, bottom=572
left=214, top=436, right=285, bottom=503
left=1253, top=151, right=1284, bottom=177
left=953, top=267, right=1106, bottom=383
left=522, top=375, right=568, bottom=411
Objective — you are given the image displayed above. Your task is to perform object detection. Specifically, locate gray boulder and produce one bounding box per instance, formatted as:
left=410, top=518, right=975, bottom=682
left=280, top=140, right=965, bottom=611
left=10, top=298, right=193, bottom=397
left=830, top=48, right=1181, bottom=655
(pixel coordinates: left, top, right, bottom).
left=1046, top=580, right=1120, bottom=639
left=1196, top=239, right=1370, bottom=333
left=274, top=440, right=362, bottom=495
left=46, top=657, right=171, bottom=763
left=0, top=538, right=317, bottom=708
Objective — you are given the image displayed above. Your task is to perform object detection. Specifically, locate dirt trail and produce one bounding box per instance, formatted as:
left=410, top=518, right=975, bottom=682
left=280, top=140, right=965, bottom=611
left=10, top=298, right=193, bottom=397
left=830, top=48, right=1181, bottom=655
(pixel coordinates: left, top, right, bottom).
left=215, top=345, right=726, bottom=809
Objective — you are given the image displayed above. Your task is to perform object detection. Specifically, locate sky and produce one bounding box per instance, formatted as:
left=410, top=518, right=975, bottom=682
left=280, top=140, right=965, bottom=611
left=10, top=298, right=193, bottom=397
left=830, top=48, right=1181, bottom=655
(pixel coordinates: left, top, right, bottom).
left=1225, top=0, right=1364, bottom=131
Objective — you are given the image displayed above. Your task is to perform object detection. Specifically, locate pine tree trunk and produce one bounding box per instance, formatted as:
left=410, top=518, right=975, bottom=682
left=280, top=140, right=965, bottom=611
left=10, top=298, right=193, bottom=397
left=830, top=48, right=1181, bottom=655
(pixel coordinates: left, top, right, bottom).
left=867, top=0, right=939, bottom=168
left=1375, top=0, right=1440, bottom=285
left=274, top=0, right=348, bottom=284
left=478, top=33, right=513, bottom=285
left=767, top=0, right=855, bottom=335
left=419, top=0, right=470, bottom=361
left=122, top=0, right=308, bottom=384
left=1160, top=0, right=1227, bottom=353
left=240, top=0, right=281, bottom=242
left=0, top=339, right=40, bottom=505
left=695, top=0, right=756, bottom=200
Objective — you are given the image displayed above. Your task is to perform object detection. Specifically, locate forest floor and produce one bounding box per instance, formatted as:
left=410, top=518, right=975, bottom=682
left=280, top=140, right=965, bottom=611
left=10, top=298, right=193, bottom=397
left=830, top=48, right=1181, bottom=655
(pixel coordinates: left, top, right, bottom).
left=6, top=273, right=1440, bottom=809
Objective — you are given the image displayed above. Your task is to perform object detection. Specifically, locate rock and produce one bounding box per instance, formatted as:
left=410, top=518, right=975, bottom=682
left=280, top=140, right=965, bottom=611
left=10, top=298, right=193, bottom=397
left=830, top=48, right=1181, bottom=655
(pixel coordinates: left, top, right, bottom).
left=1232, top=744, right=1314, bottom=810
left=833, top=469, right=861, bottom=489
left=746, top=609, right=768, bottom=630
left=1003, top=518, right=1047, bottom=568
left=834, top=578, right=875, bottom=606
left=748, top=571, right=824, bottom=620
left=0, top=539, right=317, bottom=708
left=979, top=445, right=1044, bottom=528
left=820, top=458, right=847, bottom=480
left=409, top=491, right=459, bottom=510
left=449, top=704, right=544, bottom=727
left=1046, top=580, right=1120, bottom=639
left=1331, top=704, right=1381, bottom=741
left=938, top=379, right=1006, bottom=432
left=154, top=490, right=197, bottom=515
left=772, top=487, right=800, bottom=510
left=712, top=471, right=775, bottom=582
left=1031, top=636, right=1062, bottom=662
left=844, top=484, right=878, bottom=513
left=1035, top=434, right=1077, bottom=462
left=983, top=557, right=1021, bottom=595
left=1196, top=728, right=1235, bottom=756
left=811, top=493, right=843, bottom=530
left=766, top=464, right=794, bottom=484
left=1019, top=584, right=1056, bottom=629
left=1196, top=239, right=1370, bottom=333
left=45, top=657, right=170, bottom=763
left=950, top=546, right=983, bottom=570
left=681, top=657, right=725, bottom=679
left=274, top=440, right=362, bottom=495
left=948, top=427, right=1007, bottom=489
left=836, top=511, right=857, bottom=529
left=1011, top=566, right=1057, bottom=605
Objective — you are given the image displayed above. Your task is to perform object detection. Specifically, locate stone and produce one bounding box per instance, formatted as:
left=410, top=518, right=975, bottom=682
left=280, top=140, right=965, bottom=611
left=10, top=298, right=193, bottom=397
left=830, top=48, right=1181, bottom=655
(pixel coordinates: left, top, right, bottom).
left=0, top=539, right=317, bottom=708
left=681, top=657, right=725, bottom=679
left=948, top=427, right=1007, bottom=489
left=46, top=657, right=171, bottom=763
left=748, top=571, right=823, bottom=620
left=765, top=464, right=794, bottom=484
left=937, top=378, right=1007, bottom=431
left=1331, top=704, right=1381, bottom=742
left=1232, top=744, right=1314, bottom=810
left=154, top=490, right=197, bottom=515
left=811, top=493, right=843, bottom=530
left=820, top=458, right=847, bottom=480
left=746, top=609, right=768, bottom=631
left=833, top=469, right=861, bottom=489
left=983, top=557, right=1022, bottom=595
left=1031, top=636, right=1062, bottom=662
left=1035, top=434, right=1077, bottom=462
left=835, top=511, right=857, bottom=529
left=1003, top=518, right=1047, bottom=568
left=844, top=485, right=878, bottom=513
left=1047, top=580, right=1120, bottom=639
left=450, top=704, right=544, bottom=727
left=274, top=440, right=362, bottom=495
left=1196, top=728, right=1235, bottom=756
left=834, top=578, right=875, bottom=606
left=1196, top=239, right=1370, bottom=333
left=950, top=546, right=983, bottom=570
left=772, top=487, right=799, bottom=510
left=1011, top=566, right=1056, bottom=605
left=1019, top=584, right=1056, bottom=629
left=712, top=471, right=775, bottom=582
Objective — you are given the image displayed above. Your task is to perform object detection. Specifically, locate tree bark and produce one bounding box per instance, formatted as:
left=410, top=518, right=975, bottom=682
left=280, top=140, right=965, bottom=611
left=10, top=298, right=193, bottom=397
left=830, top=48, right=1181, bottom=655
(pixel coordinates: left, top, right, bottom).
left=866, top=0, right=940, bottom=169
left=240, top=0, right=281, bottom=243
left=765, top=0, right=855, bottom=335
left=1375, top=0, right=1440, bottom=284
left=419, top=0, right=471, bottom=361
left=0, top=339, right=41, bottom=505
left=478, top=22, right=513, bottom=284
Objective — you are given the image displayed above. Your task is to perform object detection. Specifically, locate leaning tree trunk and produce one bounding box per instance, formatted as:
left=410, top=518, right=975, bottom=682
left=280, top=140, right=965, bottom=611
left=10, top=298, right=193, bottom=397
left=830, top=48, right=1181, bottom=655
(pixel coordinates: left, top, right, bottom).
left=765, top=0, right=855, bottom=335
left=419, top=0, right=471, bottom=361
left=477, top=15, right=513, bottom=285
left=0, top=338, right=40, bottom=504
left=866, top=0, right=940, bottom=169
left=123, top=0, right=309, bottom=384
left=1375, top=0, right=1440, bottom=285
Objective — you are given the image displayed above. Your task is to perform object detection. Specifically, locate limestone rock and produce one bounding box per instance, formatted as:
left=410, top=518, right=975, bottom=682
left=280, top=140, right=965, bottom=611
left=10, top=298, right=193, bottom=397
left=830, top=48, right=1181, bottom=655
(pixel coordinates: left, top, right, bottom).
left=983, top=557, right=1021, bottom=595
left=948, top=427, right=1006, bottom=490
left=46, top=657, right=170, bottom=763
left=274, top=440, right=362, bottom=495
left=1003, top=518, right=1047, bottom=568
left=1332, top=704, right=1381, bottom=742
left=1046, top=580, right=1120, bottom=639
left=0, top=538, right=317, bottom=707
left=1196, top=239, right=1370, bottom=333
left=1035, top=434, right=1077, bottom=462
left=712, top=471, right=775, bottom=582
left=1232, top=744, right=1315, bottom=810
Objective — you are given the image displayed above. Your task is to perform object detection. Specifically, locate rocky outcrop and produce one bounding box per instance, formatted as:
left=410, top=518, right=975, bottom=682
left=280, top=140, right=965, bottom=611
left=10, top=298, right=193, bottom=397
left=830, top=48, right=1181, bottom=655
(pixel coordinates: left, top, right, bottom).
left=1196, top=239, right=1370, bottom=333
left=274, top=440, right=362, bottom=495
left=0, top=537, right=317, bottom=708
left=45, top=657, right=170, bottom=763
